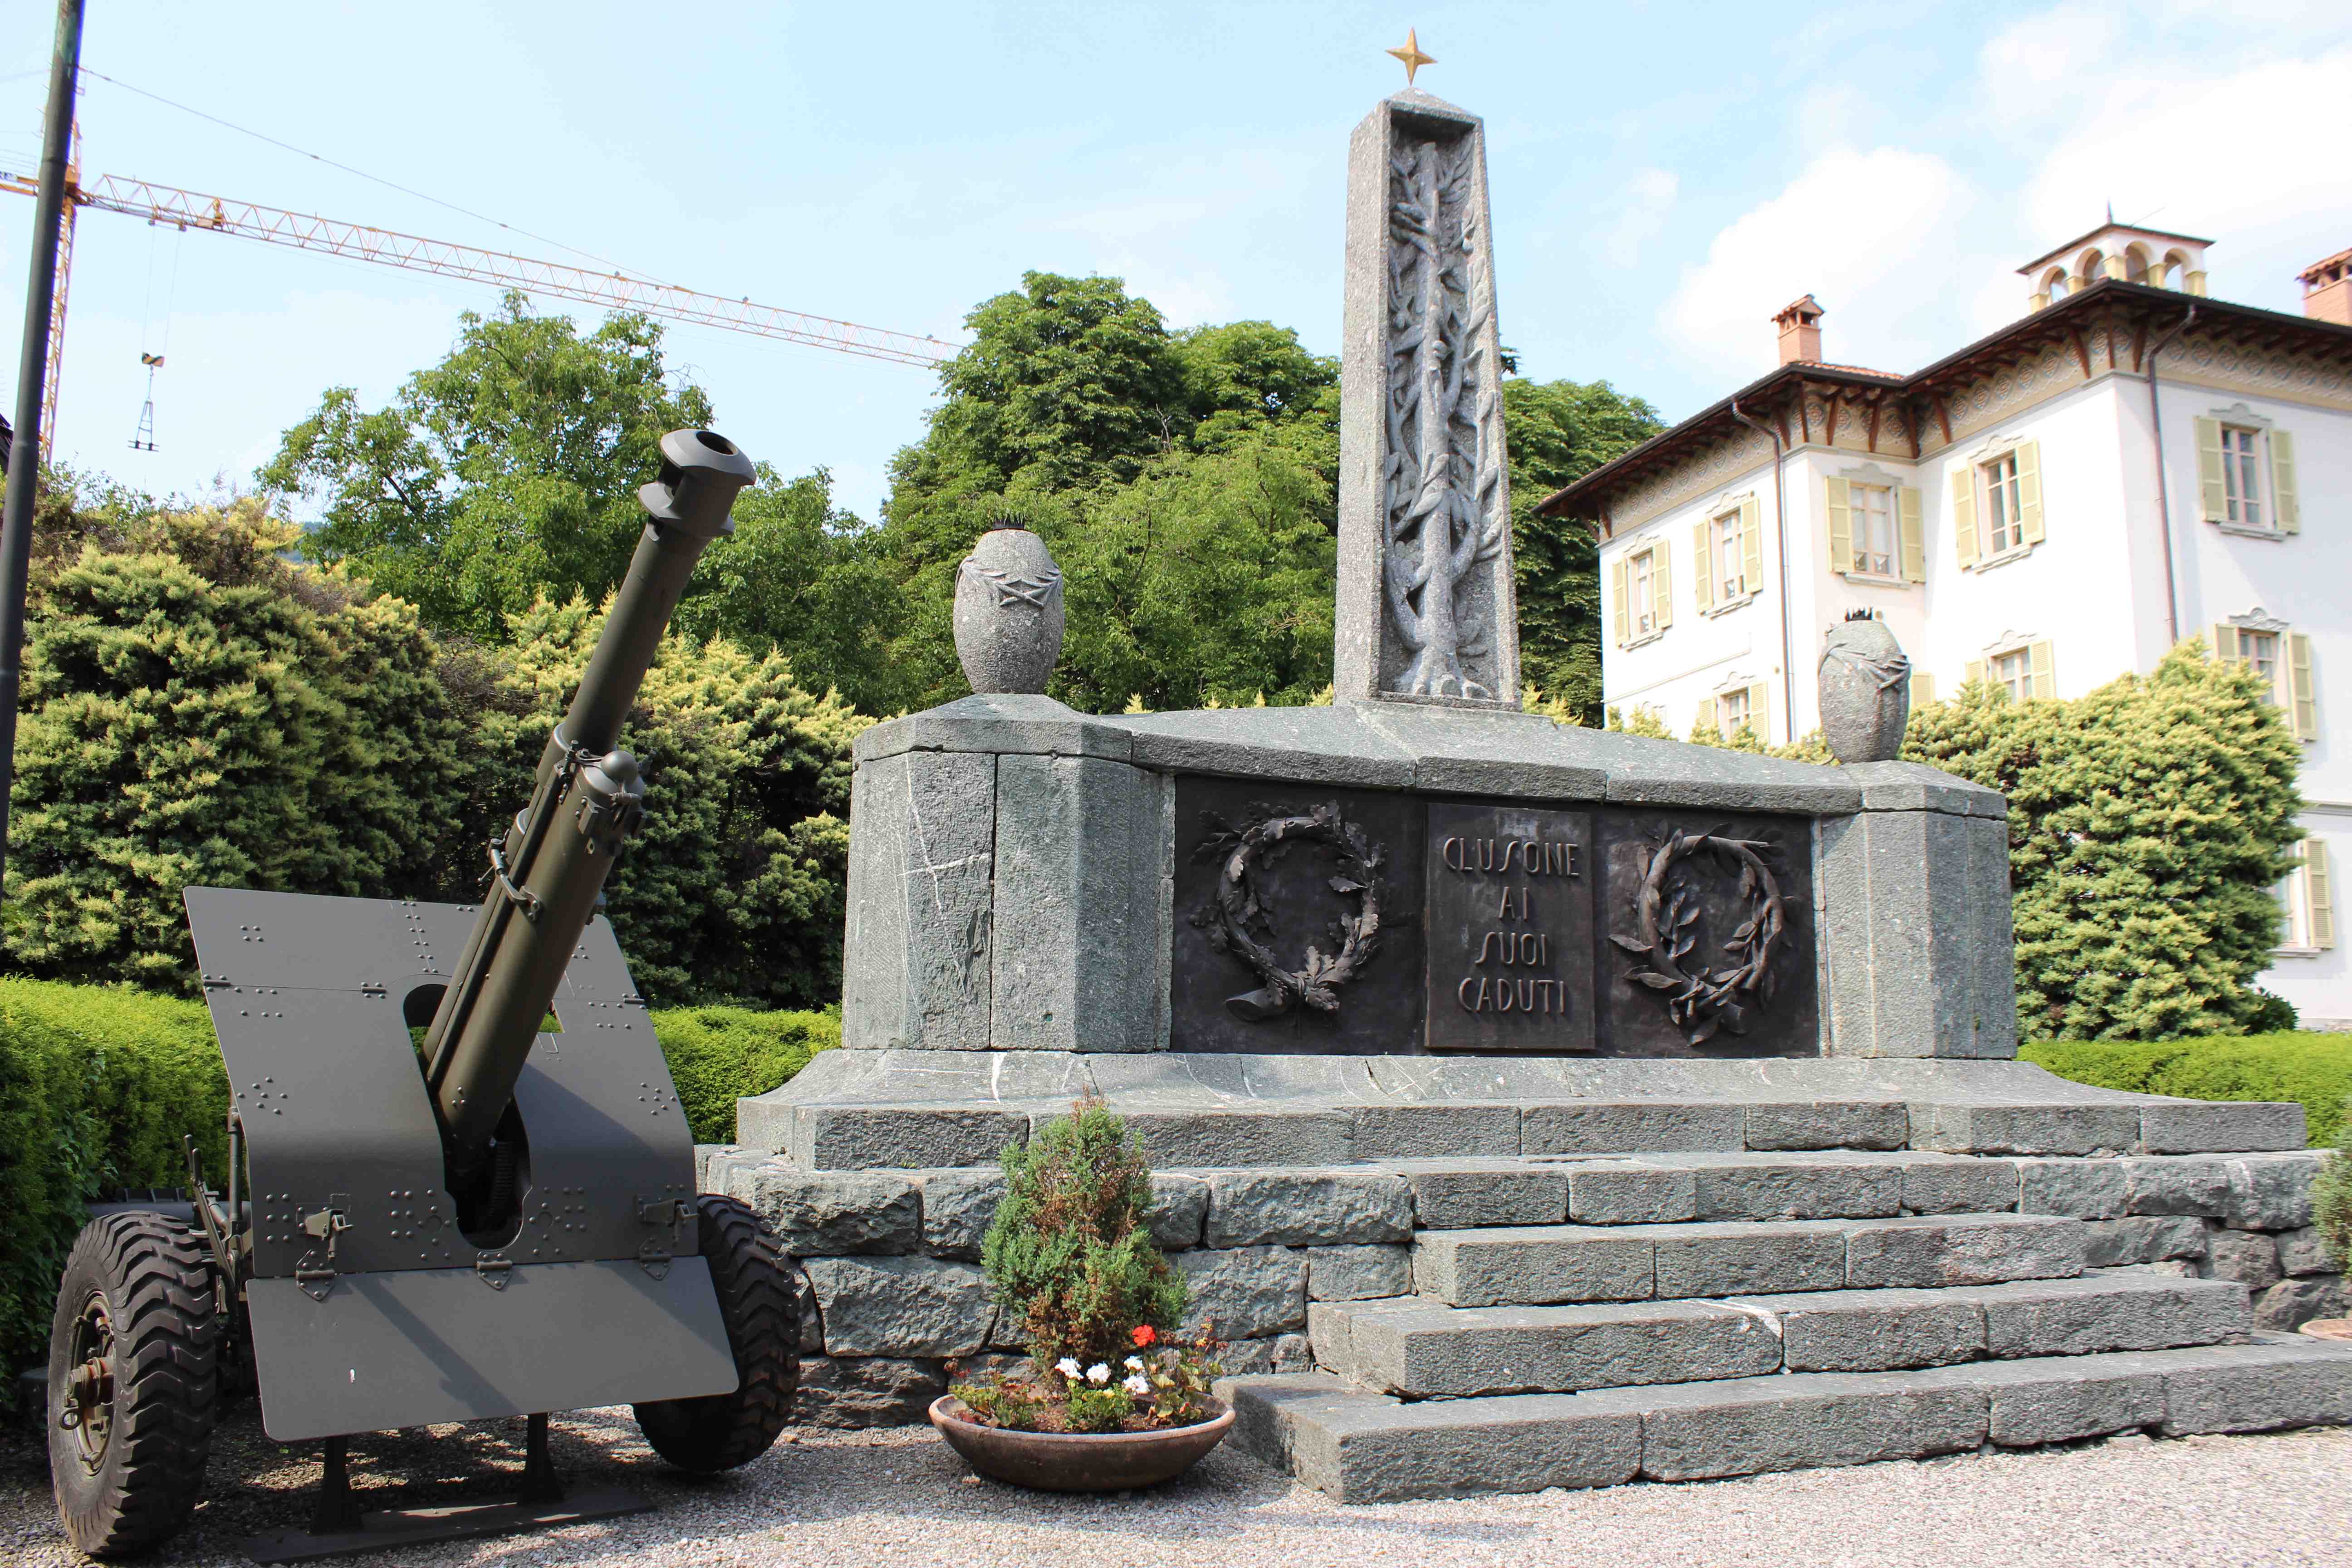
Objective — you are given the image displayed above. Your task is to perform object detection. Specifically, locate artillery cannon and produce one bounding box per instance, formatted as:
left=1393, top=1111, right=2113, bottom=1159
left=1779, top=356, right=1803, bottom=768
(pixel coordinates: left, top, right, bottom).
left=43, top=430, right=799, bottom=1560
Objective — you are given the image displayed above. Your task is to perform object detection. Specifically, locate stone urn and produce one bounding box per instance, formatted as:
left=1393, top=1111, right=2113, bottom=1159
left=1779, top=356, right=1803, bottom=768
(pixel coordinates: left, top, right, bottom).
left=927, top=1395, right=1234, bottom=1492
left=952, top=521, right=1065, bottom=695
left=1819, top=612, right=1911, bottom=764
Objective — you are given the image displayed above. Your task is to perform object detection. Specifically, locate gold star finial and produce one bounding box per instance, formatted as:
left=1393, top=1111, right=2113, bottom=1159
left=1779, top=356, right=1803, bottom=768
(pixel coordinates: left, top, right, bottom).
left=1387, top=27, right=1436, bottom=87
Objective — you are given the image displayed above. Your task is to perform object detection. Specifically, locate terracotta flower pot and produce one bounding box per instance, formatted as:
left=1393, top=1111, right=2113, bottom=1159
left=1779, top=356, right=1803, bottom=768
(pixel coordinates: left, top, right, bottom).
left=927, top=1395, right=1234, bottom=1492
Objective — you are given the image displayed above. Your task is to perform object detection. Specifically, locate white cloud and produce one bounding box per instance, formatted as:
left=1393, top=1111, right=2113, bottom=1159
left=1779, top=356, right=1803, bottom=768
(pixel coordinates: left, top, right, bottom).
left=1600, top=167, right=1678, bottom=270
left=2019, top=51, right=2352, bottom=297
left=1978, top=3, right=2126, bottom=126
left=1662, top=146, right=1975, bottom=380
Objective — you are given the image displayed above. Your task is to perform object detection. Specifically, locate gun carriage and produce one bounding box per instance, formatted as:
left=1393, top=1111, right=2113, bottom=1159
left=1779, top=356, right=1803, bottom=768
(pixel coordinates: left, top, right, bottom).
left=43, top=430, right=799, bottom=1560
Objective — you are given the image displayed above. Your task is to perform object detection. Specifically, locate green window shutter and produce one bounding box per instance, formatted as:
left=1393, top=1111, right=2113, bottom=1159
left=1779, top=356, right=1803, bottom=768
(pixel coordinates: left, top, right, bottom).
left=1652, top=544, right=1673, bottom=629
left=1826, top=476, right=1853, bottom=574
left=1747, top=680, right=1771, bottom=744
left=1898, top=485, right=1925, bottom=582
left=1740, top=499, right=1763, bottom=596
left=1964, top=657, right=1986, bottom=687
left=1950, top=468, right=1979, bottom=568
left=1910, top=669, right=1937, bottom=706
left=2029, top=639, right=2057, bottom=700
left=2195, top=417, right=2226, bottom=524
left=2271, top=429, right=2299, bottom=534
left=2212, top=623, right=2240, bottom=663
left=2290, top=632, right=2318, bottom=741
left=2016, top=440, right=2046, bottom=544
left=1611, top=558, right=1629, bottom=646
left=2310, top=838, right=2337, bottom=950
left=1691, top=522, right=1713, bottom=612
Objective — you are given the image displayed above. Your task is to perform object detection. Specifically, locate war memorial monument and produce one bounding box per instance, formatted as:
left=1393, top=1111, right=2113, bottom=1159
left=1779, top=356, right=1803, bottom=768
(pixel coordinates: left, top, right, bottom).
left=706, top=87, right=2352, bottom=1501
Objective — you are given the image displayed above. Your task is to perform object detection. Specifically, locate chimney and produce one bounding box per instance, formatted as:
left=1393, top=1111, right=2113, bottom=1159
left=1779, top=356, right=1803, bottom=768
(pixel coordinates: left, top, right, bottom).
left=1774, top=295, right=1824, bottom=365
left=2300, top=248, right=2352, bottom=326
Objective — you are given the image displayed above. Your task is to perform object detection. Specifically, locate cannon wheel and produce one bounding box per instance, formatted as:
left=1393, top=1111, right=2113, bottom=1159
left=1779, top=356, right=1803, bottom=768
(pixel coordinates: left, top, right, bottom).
left=634, top=1194, right=799, bottom=1471
left=47, top=1212, right=220, bottom=1558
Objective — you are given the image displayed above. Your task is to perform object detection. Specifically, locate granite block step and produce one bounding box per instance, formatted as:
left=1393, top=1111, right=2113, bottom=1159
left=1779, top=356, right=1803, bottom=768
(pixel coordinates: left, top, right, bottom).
left=1222, top=1333, right=2352, bottom=1503
left=1311, top=1272, right=2251, bottom=1397
left=1412, top=1212, right=2085, bottom=1308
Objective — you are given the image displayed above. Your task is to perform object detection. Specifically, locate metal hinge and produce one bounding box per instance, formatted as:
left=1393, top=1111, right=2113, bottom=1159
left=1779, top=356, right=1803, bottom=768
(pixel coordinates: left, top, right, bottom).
left=295, top=1205, right=350, bottom=1300
left=475, top=1252, right=513, bottom=1290
left=635, top=1197, right=686, bottom=1279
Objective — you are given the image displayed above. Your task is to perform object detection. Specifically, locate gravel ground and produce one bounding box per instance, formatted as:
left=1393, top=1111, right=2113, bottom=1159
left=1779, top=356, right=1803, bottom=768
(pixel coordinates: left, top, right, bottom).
left=6, top=1402, right=2349, bottom=1568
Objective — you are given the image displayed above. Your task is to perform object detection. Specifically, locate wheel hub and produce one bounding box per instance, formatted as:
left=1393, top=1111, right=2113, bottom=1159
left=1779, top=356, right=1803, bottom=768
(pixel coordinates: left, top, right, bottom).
left=62, top=1292, right=117, bottom=1473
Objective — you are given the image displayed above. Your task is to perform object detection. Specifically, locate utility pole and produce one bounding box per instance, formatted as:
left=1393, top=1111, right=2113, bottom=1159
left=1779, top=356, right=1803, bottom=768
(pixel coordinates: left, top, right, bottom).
left=0, top=0, right=86, bottom=911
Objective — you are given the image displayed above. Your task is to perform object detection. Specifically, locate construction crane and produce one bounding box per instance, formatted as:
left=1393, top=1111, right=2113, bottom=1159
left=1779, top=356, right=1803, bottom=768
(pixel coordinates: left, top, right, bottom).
left=2, top=162, right=960, bottom=459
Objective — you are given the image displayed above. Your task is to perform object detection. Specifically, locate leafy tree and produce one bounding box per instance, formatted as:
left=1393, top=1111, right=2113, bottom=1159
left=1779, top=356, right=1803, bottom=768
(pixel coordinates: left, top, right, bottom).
left=1050, top=421, right=1338, bottom=713
left=1503, top=378, right=1666, bottom=721
left=258, top=293, right=715, bottom=640
left=879, top=272, right=1340, bottom=711
left=673, top=466, right=910, bottom=715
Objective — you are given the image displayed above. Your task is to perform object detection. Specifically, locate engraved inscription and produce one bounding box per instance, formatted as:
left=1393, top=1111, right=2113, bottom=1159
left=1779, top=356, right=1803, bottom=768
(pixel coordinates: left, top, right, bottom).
left=1424, top=803, right=1595, bottom=1053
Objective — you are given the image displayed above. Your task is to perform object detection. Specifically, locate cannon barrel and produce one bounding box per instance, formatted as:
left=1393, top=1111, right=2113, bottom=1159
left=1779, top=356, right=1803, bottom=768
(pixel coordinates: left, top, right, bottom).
left=421, top=428, right=755, bottom=1221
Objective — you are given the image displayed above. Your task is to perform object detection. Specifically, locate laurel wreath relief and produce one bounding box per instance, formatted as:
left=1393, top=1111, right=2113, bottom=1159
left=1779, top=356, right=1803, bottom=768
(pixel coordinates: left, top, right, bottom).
left=1192, top=802, right=1387, bottom=1024
left=1610, top=830, right=1791, bottom=1046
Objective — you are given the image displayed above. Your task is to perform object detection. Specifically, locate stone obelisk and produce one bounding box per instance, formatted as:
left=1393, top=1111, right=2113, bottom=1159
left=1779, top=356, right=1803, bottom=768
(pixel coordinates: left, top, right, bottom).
left=1333, top=89, right=1520, bottom=710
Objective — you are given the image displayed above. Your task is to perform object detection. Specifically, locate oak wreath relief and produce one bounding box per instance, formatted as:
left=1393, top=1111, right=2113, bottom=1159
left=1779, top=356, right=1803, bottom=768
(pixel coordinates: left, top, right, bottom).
left=1611, top=828, right=1794, bottom=1047
left=1191, top=802, right=1388, bottom=1023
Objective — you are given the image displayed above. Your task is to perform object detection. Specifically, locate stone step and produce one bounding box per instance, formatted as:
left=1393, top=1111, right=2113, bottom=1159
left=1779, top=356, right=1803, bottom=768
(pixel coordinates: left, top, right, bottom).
left=1413, top=1212, right=2086, bottom=1307
left=1221, top=1333, right=2352, bottom=1504
left=1312, top=1272, right=2253, bottom=1397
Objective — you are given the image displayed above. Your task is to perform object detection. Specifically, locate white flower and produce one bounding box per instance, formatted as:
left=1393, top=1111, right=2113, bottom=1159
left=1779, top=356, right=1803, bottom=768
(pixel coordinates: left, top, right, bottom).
left=1085, top=1363, right=1112, bottom=1385
left=1055, top=1357, right=1082, bottom=1379
left=1122, top=1374, right=1151, bottom=1395
left=1124, top=1357, right=1145, bottom=1372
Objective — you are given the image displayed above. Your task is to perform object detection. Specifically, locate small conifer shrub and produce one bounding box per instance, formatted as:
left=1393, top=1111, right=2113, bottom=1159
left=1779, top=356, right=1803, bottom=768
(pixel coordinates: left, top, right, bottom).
left=952, top=1098, right=1220, bottom=1433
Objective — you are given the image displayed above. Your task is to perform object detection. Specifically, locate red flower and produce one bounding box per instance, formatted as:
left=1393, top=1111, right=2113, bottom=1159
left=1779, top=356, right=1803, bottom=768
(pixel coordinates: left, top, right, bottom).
left=1130, top=1325, right=1157, bottom=1348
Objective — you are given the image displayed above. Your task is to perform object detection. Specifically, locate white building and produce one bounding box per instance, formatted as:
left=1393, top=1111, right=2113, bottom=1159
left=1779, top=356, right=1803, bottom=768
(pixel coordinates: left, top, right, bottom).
left=1540, top=225, right=2352, bottom=1027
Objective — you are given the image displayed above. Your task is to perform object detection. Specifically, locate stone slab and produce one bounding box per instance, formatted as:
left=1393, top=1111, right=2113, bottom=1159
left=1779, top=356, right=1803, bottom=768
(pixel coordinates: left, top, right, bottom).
left=1203, top=1170, right=1414, bottom=1248
left=1522, top=1102, right=1746, bottom=1156
left=1898, top=1155, right=2021, bottom=1215
left=1348, top=1103, right=1522, bottom=1159
left=2015, top=1157, right=2129, bottom=1219
left=1568, top=1161, right=1699, bottom=1225
left=1967, top=1272, right=2249, bottom=1357
left=2140, top=1100, right=2306, bottom=1154
left=2121, top=1156, right=2233, bottom=1217
left=2156, top=1334, right=2352, bottom=1433
left=1743, top=1286, right=1988, bottom=1373
left=1412, top=1225, right=1656, bottom=1309
left=1338, top=1298, right=1782, bottom=1397
left=1622, top=1369, right=1989, bottom=1481
left=794, top=1355, right=950, bottom=1428
left=1174, top=1245, right=1308, bottom=1339
left=1305, top=1245, right=1412, bottom=1303
left=725, top=1166, right=920, bottom=1256
left=799, top=1255, right=995, bottom=1357
left=2223, top=1152, right=2326, bottom=1230
left=1842, top=1215, right=2084, bottom=1289
left=1391, top=1160, right=1569, bottom=1229
left=1646, top=1220, right=1851, bottom=1298
left=2080, top=1215, right=2209, bottom=1267
left=852, top=692, right=1134, bottom=765
left=1686, top=1156, right=1906, bottom=1223
left=1742, top=1101, right=1909, bottom=1151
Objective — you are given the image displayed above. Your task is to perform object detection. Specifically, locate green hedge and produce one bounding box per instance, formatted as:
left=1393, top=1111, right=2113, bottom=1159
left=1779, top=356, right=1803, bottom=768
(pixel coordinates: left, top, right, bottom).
left=652, top=1004, right=839, bottom=1144
left=0, top=977, right=833, bottom=1377
left=2023, top=1032, right=2352, bottom=1147
left=0, top=979, right=228, bottom=1384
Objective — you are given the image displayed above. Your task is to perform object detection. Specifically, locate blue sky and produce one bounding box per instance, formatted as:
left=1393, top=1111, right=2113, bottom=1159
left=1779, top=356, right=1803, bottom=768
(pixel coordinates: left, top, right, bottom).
left=4, top=1, right=2348, bottom=523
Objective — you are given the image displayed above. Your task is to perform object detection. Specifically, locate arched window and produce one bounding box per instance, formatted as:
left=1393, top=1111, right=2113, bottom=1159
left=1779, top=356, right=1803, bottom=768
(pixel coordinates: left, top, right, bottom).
left=2124, top=244, right=2152, bottom=284
left=2045, top=267, right=2071, bottom=300
left=2078, top=249, right=2105, bottom=285
left=2160, top=250, right=2190, bottom=289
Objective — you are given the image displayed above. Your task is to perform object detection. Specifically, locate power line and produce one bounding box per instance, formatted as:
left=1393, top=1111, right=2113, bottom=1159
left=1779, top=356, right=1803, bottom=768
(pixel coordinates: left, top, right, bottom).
left=76, top=68, right=674, bottom=286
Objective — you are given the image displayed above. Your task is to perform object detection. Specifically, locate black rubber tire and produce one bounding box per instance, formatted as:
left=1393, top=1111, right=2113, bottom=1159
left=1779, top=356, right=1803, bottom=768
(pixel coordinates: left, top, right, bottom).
left=46, top=1212, right=220, bottom=1559
left=632, top=1194, right=799, bottom=1471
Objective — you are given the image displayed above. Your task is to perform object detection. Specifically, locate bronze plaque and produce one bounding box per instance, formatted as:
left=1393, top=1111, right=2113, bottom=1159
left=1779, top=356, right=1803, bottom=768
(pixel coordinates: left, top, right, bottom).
left=1170, top=779, right=1425, bottom=1054
left=1594, top=811, right=1820, bottom=1058
left=1423, top=803, right=1596, bottom=1053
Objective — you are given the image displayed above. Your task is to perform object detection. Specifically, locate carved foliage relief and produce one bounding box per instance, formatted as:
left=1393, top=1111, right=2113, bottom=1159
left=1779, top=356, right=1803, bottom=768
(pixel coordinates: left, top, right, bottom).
left=1382, top=125, right=1509, bottom=700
